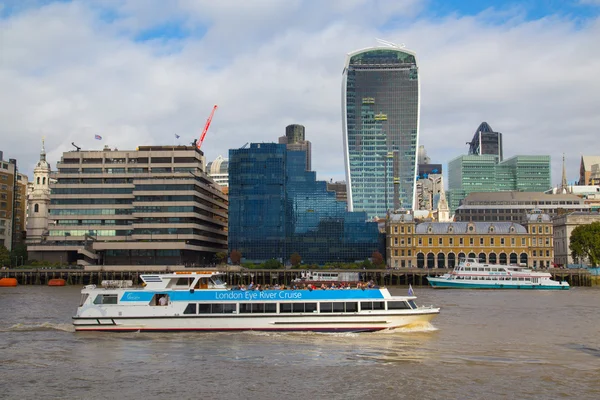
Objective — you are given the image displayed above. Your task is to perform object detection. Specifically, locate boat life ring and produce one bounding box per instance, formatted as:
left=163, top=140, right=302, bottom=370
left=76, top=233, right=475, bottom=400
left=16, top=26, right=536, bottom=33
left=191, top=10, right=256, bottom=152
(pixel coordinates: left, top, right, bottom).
left=466, top=263, right=471, bottom=267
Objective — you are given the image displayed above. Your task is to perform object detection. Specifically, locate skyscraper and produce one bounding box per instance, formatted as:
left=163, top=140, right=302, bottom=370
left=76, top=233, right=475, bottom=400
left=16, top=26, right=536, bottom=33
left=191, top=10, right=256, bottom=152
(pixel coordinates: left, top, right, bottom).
left=468, top=122, right=503, bottom=161
left=342, top=42, right=420, bottom=218
left=279, top=124, right=312, bottom=171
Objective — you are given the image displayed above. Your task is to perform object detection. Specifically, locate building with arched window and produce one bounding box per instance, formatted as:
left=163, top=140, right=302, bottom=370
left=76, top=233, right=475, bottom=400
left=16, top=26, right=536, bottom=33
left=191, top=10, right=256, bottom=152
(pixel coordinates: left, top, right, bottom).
left=386, top=210, right=552, bottom=269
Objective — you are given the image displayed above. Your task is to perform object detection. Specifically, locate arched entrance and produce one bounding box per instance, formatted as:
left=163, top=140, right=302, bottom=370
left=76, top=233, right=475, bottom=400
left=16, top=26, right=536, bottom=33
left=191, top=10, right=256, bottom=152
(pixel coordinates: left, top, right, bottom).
left=520, top=253, right=528, bottom=266
left=448, top=253, right=456, bottom=267
left=437, top=253, right=446, bottom=268
left=468, top=252, right=476, bottom=260
left=427, top=253, right=435, bottom=268
left=510, top=253, right=518, bottom=265
left=478, top=253, right=486, bottom=263
left=499, top=253, right=507, bottom=265
left=417, top=253, right=425, bottom=268
left=458, top=252, right=466, bottom=263
left=489, top=253, right=497, bottom=264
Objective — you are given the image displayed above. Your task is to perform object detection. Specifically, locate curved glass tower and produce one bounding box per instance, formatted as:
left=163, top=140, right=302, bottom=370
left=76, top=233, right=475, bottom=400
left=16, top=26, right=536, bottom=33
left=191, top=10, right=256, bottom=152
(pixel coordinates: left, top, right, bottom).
left=342, top=46, right=420, bottom=218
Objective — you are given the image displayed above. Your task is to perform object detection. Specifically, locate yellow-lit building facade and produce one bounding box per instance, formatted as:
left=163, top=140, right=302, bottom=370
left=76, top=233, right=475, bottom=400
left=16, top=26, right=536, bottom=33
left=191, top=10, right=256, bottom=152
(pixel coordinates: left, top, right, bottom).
left=387, top=211, right=553, bottom=269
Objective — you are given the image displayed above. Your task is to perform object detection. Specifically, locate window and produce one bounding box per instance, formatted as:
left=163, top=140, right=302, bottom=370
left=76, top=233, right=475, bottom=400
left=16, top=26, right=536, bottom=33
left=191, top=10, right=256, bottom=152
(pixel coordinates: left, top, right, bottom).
left=198, top=303, right=236, bottom=314
left=501, top=238, right=505, bottom=245
left=34, top=204, right=39, bottom=213
left=522, top=238, right=526, bottom=245
left=490, top=238, right=494, bottom=245
left=394, top=226, right=398, bottom=233
left=93, top=294, right=118, bottom=305
left=438, top=238, right=443, bottom=245
left=480, top=238, right=484, bottom=245
left=184, top=303, right=197, bottom=314
left=459, top=238, right=464, bottom=245
left=428, top=238, right=432, bottom=246
left=449, top=238, right=454, bottom=245
left=532, top=226, right=536, bottom=234
left=388, top=301, right=411, bottom=310
left=418, top=238, right=422, bottom=245
left=360, top=302, right=385, bottom=310
left=469, top=238, right=474, bottom=245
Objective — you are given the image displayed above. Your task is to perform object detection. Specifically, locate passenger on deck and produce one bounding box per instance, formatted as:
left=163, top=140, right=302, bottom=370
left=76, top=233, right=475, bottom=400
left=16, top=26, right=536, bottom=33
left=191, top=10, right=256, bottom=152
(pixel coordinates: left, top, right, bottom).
left=159, top=295, right=168, bottom=306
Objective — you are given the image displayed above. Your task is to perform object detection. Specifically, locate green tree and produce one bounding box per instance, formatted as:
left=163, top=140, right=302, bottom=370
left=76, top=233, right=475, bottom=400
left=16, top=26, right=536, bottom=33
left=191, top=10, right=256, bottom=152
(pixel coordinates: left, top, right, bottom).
left=290, top=252, right=302, bottom=267
left=230, top=250, right=242, bottom=264
left=263, top=258, right=282, bottom=269
left=570, top=222, right=600, bottom=267
left=0, top=245, right=10, bottom=267
left=371, top=251, right=384, bottom=267
left=11, top=243, right=28, bottom=266
left=214, top=252, right=227, bottom=265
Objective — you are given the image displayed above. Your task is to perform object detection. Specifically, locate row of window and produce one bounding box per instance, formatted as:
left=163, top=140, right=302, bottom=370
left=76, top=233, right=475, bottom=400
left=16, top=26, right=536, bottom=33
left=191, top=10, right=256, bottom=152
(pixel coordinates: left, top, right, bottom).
left=392, top=236, right=530, bottom=247
left=182, top=300, right=415, bottom=315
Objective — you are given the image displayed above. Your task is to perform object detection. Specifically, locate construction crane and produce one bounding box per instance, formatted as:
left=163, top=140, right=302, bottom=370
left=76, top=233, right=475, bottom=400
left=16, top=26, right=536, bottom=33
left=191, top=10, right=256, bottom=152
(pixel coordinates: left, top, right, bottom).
left=197, top=105, right=218, bottom=150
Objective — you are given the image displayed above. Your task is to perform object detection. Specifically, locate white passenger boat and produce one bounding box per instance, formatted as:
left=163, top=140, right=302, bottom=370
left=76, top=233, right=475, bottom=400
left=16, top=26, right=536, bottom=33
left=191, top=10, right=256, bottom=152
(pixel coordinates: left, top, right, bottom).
left=73, top=271, right=440, bottom=332
left=427, top=258, right=570, bottom=290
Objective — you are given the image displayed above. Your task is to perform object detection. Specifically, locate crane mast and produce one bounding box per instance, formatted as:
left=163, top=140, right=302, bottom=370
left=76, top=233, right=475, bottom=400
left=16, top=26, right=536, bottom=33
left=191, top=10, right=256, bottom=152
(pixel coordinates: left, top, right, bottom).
left=197, top=105, right=218, bottom=150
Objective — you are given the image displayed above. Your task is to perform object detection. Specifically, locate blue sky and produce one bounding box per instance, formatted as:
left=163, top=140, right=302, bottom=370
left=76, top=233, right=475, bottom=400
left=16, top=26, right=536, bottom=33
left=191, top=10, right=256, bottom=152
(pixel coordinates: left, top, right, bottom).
left=1, top=0, right=599, bottom=187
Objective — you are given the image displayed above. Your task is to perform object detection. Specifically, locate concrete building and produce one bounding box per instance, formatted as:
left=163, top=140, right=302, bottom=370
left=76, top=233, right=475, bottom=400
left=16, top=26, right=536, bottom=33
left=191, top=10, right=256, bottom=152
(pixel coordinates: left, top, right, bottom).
left=326, top=180, right=347, bottom=203
left=386, top=210, right=551, bottom=269
left=342, top=42, right=420, bottom=218
left=27, top=145, right=228, bottom=266
left=279, top=124, right=312, bottom=171
left=553, top=212, right=600, bottom=267
left=26, top=140, right=51, bottom=244
left=454, top=192, right=590, bottom=222
left=0, top=151, right=28, bottom=252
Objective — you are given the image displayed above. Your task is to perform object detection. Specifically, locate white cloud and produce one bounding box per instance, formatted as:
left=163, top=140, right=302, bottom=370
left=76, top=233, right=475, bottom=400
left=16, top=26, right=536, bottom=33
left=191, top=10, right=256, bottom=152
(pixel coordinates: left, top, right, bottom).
left=0, top=0, right=598, bottom=189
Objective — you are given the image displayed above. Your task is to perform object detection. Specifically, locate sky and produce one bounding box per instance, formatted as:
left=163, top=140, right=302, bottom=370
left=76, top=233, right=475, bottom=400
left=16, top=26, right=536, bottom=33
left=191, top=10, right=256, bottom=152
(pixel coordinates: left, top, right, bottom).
left=1, top=0, right=599, bottom=187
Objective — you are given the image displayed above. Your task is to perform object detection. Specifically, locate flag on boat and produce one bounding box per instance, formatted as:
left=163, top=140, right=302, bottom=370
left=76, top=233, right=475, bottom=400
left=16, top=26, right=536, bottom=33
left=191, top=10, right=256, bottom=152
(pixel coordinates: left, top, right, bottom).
left=94, top=134, right=102, bottom=140
left=408, top=284, right=414, bottom=296
left=175, top=134, right=180, bottom=139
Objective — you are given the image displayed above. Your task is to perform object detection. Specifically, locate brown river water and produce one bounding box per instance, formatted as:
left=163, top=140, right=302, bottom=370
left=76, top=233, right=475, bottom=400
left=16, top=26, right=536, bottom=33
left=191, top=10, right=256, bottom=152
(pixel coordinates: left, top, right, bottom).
left=0, top=286, right=598, bottom=400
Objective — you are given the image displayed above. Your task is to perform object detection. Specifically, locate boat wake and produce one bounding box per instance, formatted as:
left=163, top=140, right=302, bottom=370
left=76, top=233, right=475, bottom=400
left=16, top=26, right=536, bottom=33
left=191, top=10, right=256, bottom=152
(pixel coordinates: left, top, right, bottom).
left=3, top=322, right=75, bottom=333
left=385, top=321, right=438, bottom=333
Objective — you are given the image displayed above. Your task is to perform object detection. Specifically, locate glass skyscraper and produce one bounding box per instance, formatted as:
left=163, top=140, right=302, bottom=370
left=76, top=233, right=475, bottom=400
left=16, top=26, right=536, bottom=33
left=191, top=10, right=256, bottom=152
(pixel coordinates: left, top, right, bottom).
left=342, top=45, right=420, bottom=218
left=228, top=143, right=381, bottom=265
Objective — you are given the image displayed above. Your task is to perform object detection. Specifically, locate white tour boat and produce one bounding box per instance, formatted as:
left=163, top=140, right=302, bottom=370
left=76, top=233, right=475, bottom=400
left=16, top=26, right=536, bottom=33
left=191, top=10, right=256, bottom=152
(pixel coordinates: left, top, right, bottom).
left=73, top=270, right=440, bottom=332
left=427, top=258, right=570, bottom=290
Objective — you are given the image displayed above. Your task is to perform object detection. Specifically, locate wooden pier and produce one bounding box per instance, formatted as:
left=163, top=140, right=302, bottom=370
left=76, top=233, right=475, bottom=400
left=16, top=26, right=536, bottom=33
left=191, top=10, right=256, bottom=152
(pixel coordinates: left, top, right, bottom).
left=0, top=267, right=594, bottom=287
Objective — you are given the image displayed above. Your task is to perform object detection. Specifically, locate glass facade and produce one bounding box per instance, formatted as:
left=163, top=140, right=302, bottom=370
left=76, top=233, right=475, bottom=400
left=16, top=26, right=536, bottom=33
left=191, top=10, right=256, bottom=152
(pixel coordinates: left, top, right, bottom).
left=228, top=143, right=381, bottom=265
left=447, top=155, right=551, bottom=212
left=342, top=47, right=419, bottom=218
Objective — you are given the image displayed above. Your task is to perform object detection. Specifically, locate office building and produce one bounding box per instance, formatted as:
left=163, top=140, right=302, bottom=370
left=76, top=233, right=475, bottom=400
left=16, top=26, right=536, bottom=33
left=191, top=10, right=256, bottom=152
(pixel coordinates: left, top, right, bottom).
left=27, top=145, right=228, bottom=266
left=448, top=155, right=551, bottom=212
left=467, top=122, right=503, bottom=161
left=342, top=43, right=419, bottom=218
left=228, top=143, right=381, bottom=265
left=0, top=151, right=28, bottom=252
left=279, top=124, right=312, bottom=171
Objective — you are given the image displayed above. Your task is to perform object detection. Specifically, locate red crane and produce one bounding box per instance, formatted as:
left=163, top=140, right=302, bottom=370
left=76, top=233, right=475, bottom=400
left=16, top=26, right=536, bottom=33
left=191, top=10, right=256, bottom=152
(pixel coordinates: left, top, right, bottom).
left=197, top=104, right=218, bottom=150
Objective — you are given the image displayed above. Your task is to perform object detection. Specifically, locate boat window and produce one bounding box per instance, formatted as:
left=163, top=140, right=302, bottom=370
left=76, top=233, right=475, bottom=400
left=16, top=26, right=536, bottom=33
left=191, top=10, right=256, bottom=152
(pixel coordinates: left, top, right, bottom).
left=345, top=302, right=358, bottom=312
left=290, top=303, right=318, bottom=313
left=360, top=301, right=385, bottom=310
left=280, top=303, right=292, bottom=313
left=174, top=278, right=193, bottom=287
left=240, top=303, right=277, bottom=313
left=408, top=300, right=417, bottom=309
left=388, top=301, right=411, bottom=310
left=197, top=303, right=236, bottom=314
left=184, top=303, right=197, bottom=314
left=79, top=293, right=89, bottom=307
left=332, top=303, right=345, bottom=312
left=93, top=294, right=118, bottom=305
left=320, top=303, right=333, bottom=313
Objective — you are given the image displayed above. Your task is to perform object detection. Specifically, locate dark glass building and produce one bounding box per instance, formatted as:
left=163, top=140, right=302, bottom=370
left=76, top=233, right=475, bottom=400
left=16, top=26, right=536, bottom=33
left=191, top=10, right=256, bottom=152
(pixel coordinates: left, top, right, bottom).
left=342, top=46, right=420, bottom=218
left=468, top=122, right=503, bottom=161
left=228, top=143, right=381, bottom=265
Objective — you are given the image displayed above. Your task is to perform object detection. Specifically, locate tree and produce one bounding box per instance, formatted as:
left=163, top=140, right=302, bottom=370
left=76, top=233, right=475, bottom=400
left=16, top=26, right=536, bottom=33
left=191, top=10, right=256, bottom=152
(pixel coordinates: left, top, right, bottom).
left=214, top=252, right=227, bottom=265
left=570, top=222, right=600, bottom=267
left=230, top=250, right=242, bottom=265
left=290, top=252, right=302, bottom=267
left=0, top=245, right=10, bottom=267
left=11, top=244, right=28, bottom=265
left=263, top=258, right=282, bottom=269
left=371, top=251, right=384, bottom=267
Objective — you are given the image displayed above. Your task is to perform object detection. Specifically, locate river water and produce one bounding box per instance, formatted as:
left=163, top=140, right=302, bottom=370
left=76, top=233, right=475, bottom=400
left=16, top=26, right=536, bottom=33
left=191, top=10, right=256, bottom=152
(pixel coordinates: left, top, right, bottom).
left=0, top=286, right=598, bottom=400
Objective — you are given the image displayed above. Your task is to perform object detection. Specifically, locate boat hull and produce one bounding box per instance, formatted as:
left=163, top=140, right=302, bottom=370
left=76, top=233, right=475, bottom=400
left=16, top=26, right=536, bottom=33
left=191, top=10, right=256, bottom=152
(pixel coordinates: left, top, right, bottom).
left=72, top=311, right=439, bottom=333
left=427, top=277, right=569, bottom=290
